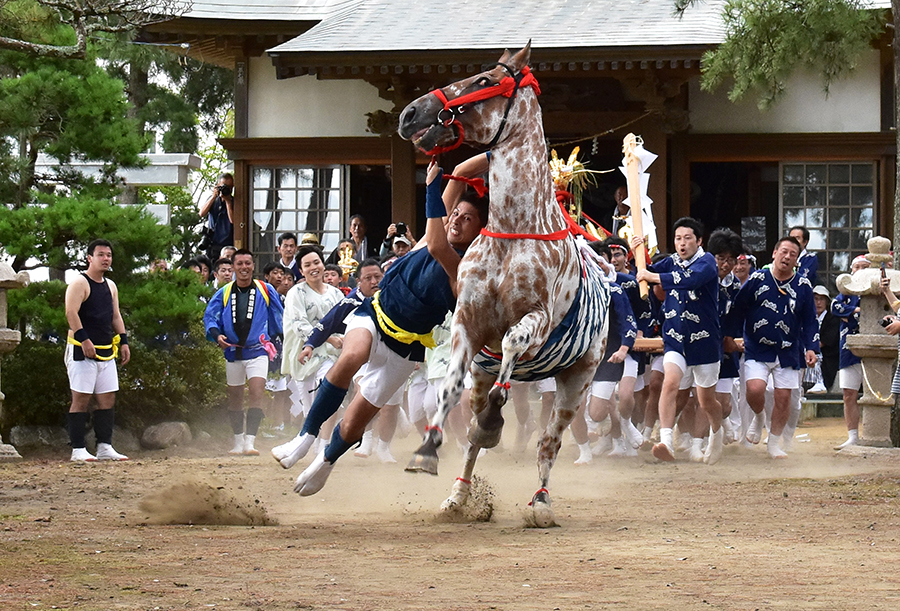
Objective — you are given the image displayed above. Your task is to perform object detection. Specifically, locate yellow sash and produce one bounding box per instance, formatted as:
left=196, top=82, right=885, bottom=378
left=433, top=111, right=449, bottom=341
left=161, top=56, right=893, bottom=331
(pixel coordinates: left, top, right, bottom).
left=371, top=291, right=436, bottom=349
left=67, top=334, right=121, bottom=361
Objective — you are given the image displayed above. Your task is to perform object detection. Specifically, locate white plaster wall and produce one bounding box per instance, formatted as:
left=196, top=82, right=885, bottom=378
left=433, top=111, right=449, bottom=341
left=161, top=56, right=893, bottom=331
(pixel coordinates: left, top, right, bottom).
left=248, top=56, right=392, bottom=138
left=689, top=50, right=881, bottom=133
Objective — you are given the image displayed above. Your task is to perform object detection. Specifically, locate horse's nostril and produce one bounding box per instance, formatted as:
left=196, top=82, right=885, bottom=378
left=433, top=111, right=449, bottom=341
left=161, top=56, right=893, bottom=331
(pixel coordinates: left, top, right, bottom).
left=400, top=105, right=416, bottom=126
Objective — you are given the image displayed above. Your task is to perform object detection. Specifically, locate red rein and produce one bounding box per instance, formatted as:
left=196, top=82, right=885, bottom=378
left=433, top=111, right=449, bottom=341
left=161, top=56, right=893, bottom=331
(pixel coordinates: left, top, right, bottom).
left=424, top=66, right=541, bottom=156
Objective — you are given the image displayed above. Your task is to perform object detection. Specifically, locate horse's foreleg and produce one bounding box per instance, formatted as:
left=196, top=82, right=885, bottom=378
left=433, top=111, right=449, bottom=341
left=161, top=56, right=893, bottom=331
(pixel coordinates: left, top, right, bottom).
left=406, top=327, right=475, bottom=475
left=471, top=311, right=549, bottom=448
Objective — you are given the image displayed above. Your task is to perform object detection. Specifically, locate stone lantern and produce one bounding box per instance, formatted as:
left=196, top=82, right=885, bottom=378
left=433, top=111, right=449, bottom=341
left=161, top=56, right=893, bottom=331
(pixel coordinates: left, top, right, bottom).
left=835, top=236, right=897, bottom=447
left=0, top=262, right=29, bottom=461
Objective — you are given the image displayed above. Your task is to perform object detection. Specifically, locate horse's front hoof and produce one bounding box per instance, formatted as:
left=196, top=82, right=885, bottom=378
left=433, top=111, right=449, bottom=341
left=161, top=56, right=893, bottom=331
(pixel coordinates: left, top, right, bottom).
left=530, top=488, right=557, bottom=528
left=440, top=478, right=471, bottom=512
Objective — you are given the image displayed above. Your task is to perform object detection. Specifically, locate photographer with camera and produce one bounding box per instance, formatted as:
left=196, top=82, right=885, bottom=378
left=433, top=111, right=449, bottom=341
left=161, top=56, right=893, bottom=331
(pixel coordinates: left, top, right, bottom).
left=199, top=173, right=235, bottom=262
left=380, top=221, right=417, bottom=257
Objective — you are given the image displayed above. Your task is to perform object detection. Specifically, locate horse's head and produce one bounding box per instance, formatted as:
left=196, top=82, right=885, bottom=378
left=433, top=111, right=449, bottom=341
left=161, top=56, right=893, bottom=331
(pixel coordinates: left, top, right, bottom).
left=398, top=43, right=537, bottom=155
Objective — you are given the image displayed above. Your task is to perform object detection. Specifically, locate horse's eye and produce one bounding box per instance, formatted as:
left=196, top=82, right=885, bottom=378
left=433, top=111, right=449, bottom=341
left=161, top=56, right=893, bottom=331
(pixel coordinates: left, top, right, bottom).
left=476, top=76, right=492, bottom=87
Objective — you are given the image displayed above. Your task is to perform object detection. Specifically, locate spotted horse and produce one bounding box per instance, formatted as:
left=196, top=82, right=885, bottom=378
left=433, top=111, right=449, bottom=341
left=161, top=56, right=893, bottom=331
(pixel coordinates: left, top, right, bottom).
left=399, top=43, right=611, bottom=527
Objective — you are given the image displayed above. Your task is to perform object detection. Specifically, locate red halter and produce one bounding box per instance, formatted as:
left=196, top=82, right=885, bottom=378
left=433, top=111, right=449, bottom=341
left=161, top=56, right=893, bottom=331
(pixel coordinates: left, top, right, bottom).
left=423, top=64, right=541, bottom=156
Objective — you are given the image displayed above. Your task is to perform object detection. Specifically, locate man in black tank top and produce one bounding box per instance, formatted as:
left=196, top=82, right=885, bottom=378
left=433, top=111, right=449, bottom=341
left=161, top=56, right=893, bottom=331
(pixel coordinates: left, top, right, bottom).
left=64, top=239, right=131, bottom=462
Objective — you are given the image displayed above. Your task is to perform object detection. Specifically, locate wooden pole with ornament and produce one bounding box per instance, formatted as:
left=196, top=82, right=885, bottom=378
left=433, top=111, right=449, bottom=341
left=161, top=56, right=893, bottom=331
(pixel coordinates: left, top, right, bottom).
left=623, top=133, right=648, bottom=298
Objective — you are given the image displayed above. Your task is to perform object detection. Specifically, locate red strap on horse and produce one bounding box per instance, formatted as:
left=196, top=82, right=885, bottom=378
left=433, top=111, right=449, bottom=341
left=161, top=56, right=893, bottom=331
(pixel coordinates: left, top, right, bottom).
left=494, top=381, right=511, bottom=390
left=527, top=487, right=550, bottom=506
left=480, top=227, right=570, bottom=241
left=444, top=174, right=488, bottom=197
left=456, top=477, right=471, bottom=485
left=425, top=425, right=443, bottom=435
left=434, top=66, right=541, bottom=118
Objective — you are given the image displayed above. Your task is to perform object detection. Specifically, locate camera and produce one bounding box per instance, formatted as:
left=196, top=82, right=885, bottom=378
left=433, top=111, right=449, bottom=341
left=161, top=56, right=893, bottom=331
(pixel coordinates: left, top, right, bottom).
left=218, top=185, right=233, bottom=197
left=395, top=222, right=407, bottom=235
left=881, top=317, right=894, bottom=328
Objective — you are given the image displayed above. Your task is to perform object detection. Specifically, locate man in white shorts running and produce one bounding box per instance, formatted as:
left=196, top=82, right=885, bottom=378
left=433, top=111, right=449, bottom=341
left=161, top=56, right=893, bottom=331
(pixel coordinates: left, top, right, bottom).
left=724, top=237, right=818, bottom=458
left=635, top=217, right=724, bottom=464
left=204, top=249, right=284, bottom=456
left=64, top=239, right=132, bottom=462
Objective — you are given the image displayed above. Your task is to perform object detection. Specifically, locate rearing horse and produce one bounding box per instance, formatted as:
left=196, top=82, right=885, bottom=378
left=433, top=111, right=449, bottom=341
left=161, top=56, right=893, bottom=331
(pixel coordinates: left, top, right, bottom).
left=399, top=44, right=610, bottom=527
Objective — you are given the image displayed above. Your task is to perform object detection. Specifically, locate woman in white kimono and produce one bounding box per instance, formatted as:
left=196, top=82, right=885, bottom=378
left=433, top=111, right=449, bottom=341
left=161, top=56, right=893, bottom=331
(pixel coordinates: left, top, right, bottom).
left=282, top=245, right=345, bottom=447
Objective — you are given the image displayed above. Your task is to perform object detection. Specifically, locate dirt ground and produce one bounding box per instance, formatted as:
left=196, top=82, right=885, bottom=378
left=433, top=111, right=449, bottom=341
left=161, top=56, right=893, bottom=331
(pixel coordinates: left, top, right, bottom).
left=2, top=416, right=900, bottom=611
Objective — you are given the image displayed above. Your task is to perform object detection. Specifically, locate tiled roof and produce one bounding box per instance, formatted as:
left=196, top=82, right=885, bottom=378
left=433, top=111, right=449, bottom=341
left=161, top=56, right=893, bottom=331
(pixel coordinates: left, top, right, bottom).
left=180, top=0, right=355, bottom=22
left=268, top=0, right=732, bottom=54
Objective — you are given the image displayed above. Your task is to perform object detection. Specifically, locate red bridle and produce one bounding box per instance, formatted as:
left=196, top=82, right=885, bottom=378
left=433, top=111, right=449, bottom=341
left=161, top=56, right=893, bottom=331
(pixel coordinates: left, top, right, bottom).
left=423, top=64, right=541, bottom=156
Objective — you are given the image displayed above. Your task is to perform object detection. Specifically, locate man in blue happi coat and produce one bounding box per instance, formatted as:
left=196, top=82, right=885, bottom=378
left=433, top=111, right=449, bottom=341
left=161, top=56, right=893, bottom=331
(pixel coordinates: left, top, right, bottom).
left=635, top=217, right=724, bottom=465
left=204, top=249, right=284, bottom=456
left=724, top=237, right=818, bottom=459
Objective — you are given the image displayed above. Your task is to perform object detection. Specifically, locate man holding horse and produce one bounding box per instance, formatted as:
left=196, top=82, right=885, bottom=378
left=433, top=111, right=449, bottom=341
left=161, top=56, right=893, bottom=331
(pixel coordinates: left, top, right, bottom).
left=274, top=154, right=489, bottom=496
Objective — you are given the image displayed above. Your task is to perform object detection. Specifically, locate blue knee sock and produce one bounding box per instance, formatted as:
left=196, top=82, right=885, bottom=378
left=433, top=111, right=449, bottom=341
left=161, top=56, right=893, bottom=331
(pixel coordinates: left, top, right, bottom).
left=324, top=422, right=360, bottom=464
left=301, top=378, right=348, bottom=437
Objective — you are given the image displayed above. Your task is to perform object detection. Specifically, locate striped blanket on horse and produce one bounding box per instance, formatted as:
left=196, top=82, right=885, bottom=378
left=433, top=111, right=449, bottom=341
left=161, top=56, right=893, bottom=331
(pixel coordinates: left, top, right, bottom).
left=472, top=258, right=610, bottom=382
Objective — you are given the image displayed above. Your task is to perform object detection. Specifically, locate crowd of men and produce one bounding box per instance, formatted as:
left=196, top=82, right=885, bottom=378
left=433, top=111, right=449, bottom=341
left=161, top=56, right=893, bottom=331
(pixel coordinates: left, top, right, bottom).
left=65, top=188, right=884, bottom=469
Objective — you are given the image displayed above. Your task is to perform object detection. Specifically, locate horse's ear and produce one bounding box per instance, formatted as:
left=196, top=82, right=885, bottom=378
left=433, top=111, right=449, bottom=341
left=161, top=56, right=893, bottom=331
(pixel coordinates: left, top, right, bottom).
left=497, top=48, right=512, bottom=65
left=507, top=40, right=532, bottom=72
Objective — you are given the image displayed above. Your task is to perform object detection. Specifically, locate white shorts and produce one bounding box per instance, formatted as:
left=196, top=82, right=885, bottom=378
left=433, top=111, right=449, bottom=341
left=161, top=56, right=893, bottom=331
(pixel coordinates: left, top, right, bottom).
left=346, top=314, right=417, bottom=407
left=839, top=363, right=863, bottom=390
left=535, top=378, right=557, bottom=394
left=65, top=344, right=118, bottom=394
left=621, top=353, right=646, bottom=392
left=664, top=351, right=720, bottom=389
left=591, top=380, right=617, bottom=400
left=407, top=372, right=429, bottom=423
left=716, top=377, right=736, bottom=394
left=226, top=355, right=269, bottom=386
left=623, top=354, right=638, bottom=379
left=744, top=359, right=800, bottom=389
left=650, top=354, right=665, bottom=374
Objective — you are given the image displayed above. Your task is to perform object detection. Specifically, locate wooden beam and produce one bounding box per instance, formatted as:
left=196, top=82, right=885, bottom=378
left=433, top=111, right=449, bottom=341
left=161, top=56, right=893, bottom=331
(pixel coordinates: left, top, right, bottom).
left=219, top=137, right=393, bottom=164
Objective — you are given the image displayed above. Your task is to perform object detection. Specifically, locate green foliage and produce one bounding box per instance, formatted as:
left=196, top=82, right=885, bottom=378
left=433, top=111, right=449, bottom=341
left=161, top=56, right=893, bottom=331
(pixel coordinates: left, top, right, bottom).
left=0, top=194, right=174, bottom=272
left=0, top=339, right=70, bottom=431
left=139, top=185, right=205, bottom=267
left=0, top=325, right=227, bottom=436
left=116, top=322, right=226, bottom=430
left=0, top=48, right=147, bottom=202
left=688, top=0, right=885, bottom=109
left=118, top=269, right=213, bottom=342
left=6, top=280, right=67, bottom=336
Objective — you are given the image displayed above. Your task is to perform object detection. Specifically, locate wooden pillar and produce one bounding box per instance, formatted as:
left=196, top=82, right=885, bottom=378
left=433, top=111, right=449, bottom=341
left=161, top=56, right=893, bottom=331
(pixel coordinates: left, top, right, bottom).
left=669, top=134, right=691, bottom=250
left=391, top=133, right=417, bottom=232
left=233, top=56, right=250, bottom=248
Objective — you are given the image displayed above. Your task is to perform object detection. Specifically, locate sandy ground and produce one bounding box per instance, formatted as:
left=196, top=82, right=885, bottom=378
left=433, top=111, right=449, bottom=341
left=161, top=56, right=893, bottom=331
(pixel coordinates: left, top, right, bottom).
left=2, top=416, right=900, bottom=611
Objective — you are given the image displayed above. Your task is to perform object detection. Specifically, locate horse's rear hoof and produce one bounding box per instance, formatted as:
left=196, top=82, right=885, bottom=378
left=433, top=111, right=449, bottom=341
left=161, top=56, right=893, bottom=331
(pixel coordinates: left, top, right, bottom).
left=406, top=432, right=441, bottom=475
left=530, top=488, right=557, bottom=528
left=468, top=425, right=502, bottom=449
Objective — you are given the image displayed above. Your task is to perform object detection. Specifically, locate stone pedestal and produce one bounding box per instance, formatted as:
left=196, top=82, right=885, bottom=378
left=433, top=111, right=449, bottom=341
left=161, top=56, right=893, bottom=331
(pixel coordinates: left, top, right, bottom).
left=0, top=264, right=29, bottom=461
left=837, top=236, right=899, bottom=447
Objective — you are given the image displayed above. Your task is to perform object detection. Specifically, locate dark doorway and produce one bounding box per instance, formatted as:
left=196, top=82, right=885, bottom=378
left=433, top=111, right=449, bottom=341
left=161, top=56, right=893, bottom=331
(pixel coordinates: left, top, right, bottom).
left=689, top=162, right=780, bottom=263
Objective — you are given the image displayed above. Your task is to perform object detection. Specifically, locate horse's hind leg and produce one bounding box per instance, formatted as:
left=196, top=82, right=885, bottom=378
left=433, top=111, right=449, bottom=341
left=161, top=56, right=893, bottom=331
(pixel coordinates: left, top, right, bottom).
left=531, top=357, right=597, bottom=527
left=470, top=311, right=549, bottom=448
